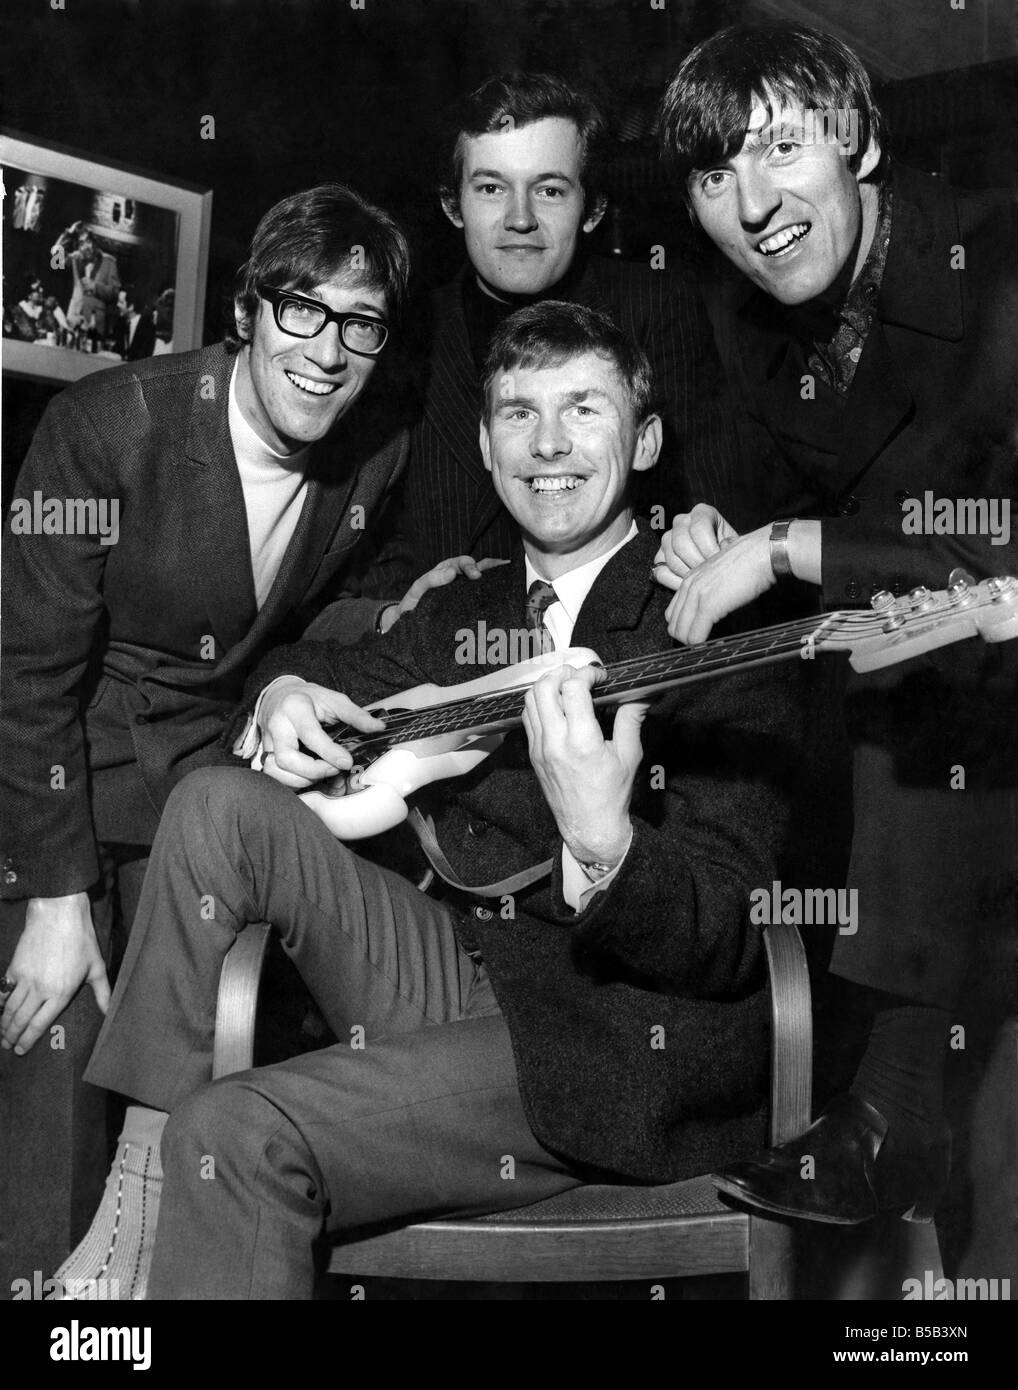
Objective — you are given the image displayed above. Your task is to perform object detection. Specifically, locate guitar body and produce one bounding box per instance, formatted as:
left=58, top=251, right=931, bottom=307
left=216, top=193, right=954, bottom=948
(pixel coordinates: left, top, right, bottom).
left=298, top=646, right=601, bottom=840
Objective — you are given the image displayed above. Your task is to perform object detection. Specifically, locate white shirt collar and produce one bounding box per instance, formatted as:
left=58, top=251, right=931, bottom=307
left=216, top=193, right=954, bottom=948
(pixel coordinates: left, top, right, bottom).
left=524, top=520, right=638, bottom=644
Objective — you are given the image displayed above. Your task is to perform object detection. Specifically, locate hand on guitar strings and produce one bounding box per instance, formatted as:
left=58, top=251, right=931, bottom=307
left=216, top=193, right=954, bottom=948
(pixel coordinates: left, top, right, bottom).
left=258, top=679, right=386, bottom=789
left=523, top=662, right=649, bottom=871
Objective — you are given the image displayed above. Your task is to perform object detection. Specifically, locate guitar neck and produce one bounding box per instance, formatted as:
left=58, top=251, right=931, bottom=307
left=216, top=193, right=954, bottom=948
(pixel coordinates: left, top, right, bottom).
left=335, top=608, right=863, bottom=753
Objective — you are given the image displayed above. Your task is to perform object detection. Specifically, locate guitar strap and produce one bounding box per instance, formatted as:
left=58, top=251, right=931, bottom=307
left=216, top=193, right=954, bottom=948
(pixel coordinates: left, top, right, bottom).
left=408, top=807, right=554, bottom=899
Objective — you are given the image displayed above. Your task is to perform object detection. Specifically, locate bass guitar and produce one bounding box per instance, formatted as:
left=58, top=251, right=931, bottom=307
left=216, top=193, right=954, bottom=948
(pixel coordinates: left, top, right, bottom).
left=298, top=572, right=1018, bottom=840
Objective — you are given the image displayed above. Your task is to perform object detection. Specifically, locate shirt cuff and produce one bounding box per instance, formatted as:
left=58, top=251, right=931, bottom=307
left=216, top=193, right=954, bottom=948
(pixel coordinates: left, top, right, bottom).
left=232, top=675, right=307, bottom=769
left=561, top=830, right=633, bottom=913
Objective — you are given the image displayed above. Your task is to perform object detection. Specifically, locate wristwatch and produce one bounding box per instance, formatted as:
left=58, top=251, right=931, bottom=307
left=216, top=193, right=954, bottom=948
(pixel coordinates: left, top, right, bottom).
left=769, top=520, right=795, bottom=578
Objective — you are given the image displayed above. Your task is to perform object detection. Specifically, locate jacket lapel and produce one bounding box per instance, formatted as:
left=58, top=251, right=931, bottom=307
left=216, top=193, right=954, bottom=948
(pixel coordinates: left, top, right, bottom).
left=733, top=168, right=967, bottom=498
left=181, top=345, right=258, bottom=654
left=255, top=394, right=390, bottom=630
left=571, top=529, right=658, bottom=653
left=834, top=322, right=914, bottom=489
left=180, top=344, right=362, bottom=659
left=254, top=466, right=352, bottom=630
left=838, top=168, right=964, bottom=488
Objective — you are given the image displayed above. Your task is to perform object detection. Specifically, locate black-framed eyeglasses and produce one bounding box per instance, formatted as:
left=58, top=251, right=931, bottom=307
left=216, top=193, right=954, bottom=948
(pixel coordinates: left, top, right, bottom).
left=259, top=285, right=389, bottom=356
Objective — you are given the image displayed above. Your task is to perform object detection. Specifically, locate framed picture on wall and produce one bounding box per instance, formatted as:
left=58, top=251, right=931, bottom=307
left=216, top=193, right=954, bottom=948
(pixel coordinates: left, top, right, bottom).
left=1, top=128, right=212, bottom=384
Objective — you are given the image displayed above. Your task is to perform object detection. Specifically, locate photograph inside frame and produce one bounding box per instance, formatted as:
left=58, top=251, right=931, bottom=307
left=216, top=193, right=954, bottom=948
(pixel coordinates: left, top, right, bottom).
left=4, top=166, right=179, bottom=358
left=0, top=0, right=1016, bottom=1341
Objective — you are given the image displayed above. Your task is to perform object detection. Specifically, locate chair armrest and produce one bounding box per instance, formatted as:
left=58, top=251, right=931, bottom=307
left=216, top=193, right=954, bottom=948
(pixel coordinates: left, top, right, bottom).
left=213, top=921, right=273, bottom=1079
left=762, top=922, right=813, bottom=1146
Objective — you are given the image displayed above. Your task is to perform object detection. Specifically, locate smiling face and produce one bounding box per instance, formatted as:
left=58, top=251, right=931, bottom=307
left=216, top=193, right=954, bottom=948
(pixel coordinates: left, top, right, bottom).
left=233, top=275, right=386, bottom=454
left=480, top=351, right=660, bottom=575
left=687, top=96, right=881, bottom=306
left=446, top=117, right=605, bottom=299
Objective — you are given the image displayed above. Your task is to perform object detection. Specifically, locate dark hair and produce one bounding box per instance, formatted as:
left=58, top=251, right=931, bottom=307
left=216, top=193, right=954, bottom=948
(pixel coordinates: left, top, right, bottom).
left=228, top=183, right=411, bottom=352
left=439, top=72, right=609, bottom=216
left=659, top=23, right=887, bottom=194
left=481, top=300, right=657, bottom=423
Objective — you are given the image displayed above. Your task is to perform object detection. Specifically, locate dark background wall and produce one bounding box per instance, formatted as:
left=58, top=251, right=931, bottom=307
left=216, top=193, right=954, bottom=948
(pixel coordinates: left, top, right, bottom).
left=2, top=0, right=1015, bottom=491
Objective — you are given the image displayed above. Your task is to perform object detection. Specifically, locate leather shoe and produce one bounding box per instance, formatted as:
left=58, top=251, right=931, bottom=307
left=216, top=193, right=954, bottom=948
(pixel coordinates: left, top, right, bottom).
left=712, top=1093, right=950, bottom=1225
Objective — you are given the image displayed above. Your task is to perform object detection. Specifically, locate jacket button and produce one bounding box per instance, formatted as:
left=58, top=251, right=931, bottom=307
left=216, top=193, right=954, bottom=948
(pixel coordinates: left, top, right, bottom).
left=839, top=495, right=860, bottom=516
left=845, top=580, right=861, bottom=600
left=473, top=906, right=493, bottom=922
left=2, top=857, right=13, bottom=870
left=466, top=820, right=488, bottom=838
left=3, top=869, right=17, bottom=886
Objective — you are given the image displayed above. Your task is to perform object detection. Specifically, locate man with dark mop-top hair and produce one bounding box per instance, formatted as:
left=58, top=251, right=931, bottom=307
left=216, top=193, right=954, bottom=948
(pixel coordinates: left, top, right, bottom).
left=655, top=22, right=1018, bottom=1226
left=56, top=301, right=845, bottom=1298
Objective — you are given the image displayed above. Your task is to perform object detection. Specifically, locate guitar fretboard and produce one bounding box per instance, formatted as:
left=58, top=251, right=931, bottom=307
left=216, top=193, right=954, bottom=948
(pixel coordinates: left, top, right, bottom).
left=328, top=607, right=873, bottom=754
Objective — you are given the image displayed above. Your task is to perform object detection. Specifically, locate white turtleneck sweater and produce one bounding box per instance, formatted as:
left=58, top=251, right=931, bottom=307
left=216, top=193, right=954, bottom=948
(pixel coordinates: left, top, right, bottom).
left=228, top=360, right=310, bottom=609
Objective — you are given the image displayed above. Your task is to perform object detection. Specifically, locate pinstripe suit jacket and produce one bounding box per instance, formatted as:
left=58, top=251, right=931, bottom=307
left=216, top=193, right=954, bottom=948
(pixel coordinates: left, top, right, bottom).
left=0, top=343, right=408, bottom=901
left=388, top=255, right=745, bottom=583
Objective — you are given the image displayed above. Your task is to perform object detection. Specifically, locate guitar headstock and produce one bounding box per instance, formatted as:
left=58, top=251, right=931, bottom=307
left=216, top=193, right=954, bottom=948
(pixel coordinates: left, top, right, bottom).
left=821, top=573, right=1018, bottom=672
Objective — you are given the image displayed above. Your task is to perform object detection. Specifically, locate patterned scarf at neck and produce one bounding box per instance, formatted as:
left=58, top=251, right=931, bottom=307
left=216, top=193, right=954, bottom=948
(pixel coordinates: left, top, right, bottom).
left=806, top=182, right=893, bottom=395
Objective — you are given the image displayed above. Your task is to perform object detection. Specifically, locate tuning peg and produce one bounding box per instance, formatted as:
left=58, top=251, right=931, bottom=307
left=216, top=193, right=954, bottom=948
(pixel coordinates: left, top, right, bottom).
left=987, top=575, right=1017, bottom=602
left=908, top=585, right=933, bottom=611
left=947, top=569, right=975, bottom=605
left=870, top=590, right=895, bottom=611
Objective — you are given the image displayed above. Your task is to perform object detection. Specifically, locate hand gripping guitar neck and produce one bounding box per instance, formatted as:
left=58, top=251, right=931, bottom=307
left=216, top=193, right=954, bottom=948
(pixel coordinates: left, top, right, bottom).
left=298, top=573, right=1018, bottom=840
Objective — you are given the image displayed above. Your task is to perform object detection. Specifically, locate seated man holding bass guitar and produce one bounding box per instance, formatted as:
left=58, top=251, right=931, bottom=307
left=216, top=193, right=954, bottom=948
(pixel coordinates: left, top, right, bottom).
left=58, top=301, right=852, bottom=1299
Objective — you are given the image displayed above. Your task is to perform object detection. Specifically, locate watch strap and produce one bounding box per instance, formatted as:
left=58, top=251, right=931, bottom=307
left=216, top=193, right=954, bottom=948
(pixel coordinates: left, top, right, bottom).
left=769, top=519, right=794, bottom=578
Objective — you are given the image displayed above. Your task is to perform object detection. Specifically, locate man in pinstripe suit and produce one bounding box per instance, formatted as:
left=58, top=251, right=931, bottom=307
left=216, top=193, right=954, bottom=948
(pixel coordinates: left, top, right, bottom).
left=373, top=73, right=745, bottom=608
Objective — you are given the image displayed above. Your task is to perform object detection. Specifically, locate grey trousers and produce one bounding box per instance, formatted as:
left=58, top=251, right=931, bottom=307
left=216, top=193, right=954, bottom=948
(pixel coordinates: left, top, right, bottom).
left=86, top=768, right=582, bottom=1299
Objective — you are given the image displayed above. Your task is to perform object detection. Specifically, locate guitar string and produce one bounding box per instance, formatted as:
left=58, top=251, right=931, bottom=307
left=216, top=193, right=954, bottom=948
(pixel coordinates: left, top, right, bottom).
left=331, top=615, right=833, bottom=748
left=326, top=594, right=989, bottom=753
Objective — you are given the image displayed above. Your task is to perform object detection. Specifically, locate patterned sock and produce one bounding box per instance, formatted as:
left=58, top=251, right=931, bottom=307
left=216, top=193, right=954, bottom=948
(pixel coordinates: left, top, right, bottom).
left=53, top=1106, right=167, bottom=1301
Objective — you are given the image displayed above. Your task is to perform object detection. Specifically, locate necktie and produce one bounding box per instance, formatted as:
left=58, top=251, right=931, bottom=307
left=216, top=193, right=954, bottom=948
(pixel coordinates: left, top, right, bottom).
left=525, top=579, right=558, bottom=655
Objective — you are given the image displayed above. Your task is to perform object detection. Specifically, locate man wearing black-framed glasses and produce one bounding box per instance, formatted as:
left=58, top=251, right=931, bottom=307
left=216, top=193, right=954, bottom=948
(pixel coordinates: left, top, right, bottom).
left=0, top=182, right=487, bottom=1294
left=258, top=285, right=389, bottom=357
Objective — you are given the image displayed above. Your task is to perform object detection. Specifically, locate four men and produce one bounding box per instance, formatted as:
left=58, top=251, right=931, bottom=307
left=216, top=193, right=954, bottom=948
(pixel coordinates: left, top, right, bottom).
left=1, top=20, right=1014, bottom=1296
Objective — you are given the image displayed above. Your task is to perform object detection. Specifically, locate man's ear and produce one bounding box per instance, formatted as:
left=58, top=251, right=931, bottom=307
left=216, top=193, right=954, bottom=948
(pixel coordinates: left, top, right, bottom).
left=233, top=297, right=253, bottom=344
left=855, top=136, right=881, bottom=183
left=632, top=413, right=662, bottom=473
left=441, top=192, right=465, bottom=230
left=479, top=417, right=493, bottom=473
left=582, top=194, right=608, bottom=235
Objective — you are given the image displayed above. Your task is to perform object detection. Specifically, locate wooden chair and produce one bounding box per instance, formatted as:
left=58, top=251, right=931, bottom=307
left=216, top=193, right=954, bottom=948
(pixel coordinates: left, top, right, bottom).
left=213, top=920, right=812, bottom=1299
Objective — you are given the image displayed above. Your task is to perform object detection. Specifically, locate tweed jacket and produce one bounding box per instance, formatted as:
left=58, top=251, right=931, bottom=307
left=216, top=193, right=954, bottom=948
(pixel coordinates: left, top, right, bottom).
left=386, top=255, right=746, bottom=583
left=241, top=527, right=849, bottom=1182
left=1, top=343, right=409, bottom=901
